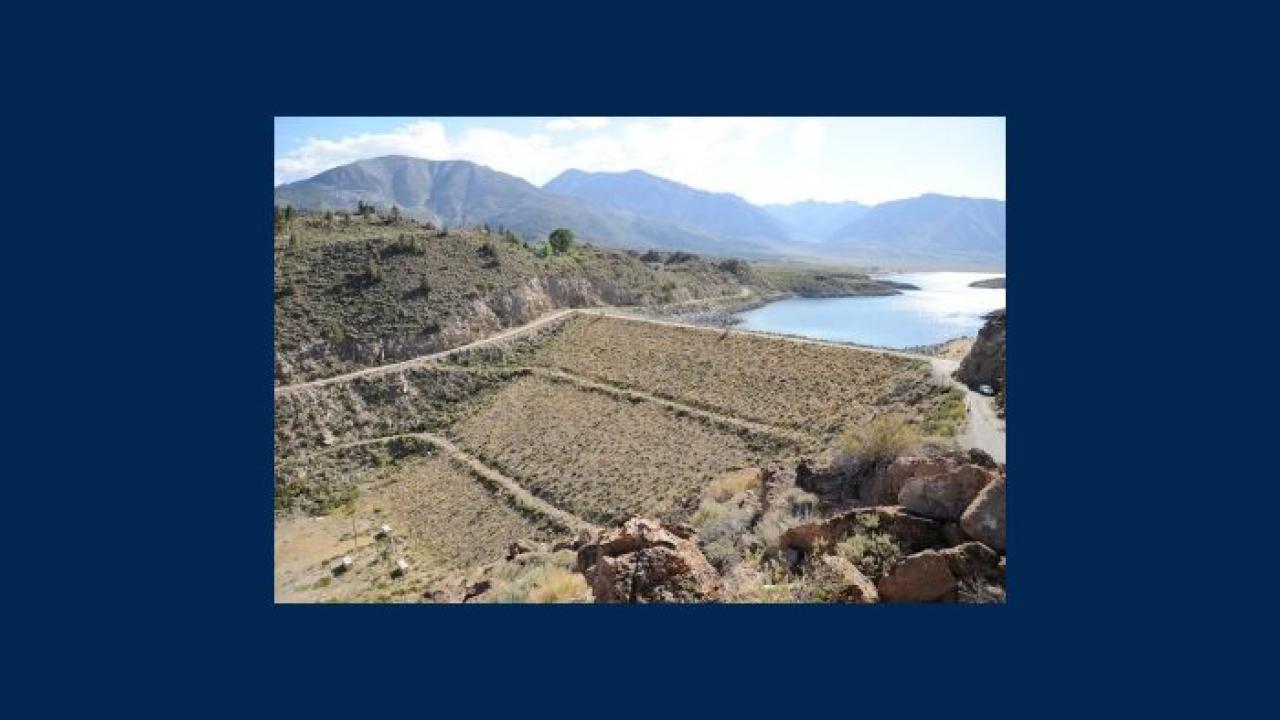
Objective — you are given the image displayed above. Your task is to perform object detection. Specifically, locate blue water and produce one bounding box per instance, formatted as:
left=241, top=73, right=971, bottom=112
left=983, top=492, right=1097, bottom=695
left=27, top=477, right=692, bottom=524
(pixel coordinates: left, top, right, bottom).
left=735, top=272, right=1006, bottom=348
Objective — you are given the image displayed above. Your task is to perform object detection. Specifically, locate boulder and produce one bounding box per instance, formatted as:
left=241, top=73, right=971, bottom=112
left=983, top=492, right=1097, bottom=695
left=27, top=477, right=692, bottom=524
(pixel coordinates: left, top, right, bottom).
left=955, top=308, right=1005, bottom=401
left=796, top=451, right=857, bottom=502
left=576, top=517, right=723, bottom=603
left=860, top=455, right=957, bottom=505
left=960, top=478, right=1005, bottom=551
left=964, top=448, right=1000, bottom=470
left=898, top=464, right=996, bottom=521
left=779, top=506, right=945, bottom=556
left=939, top=542, right=1002, bottom=585
left=805, top=555, right=879, bottom=603
left=876, top=550, right=957, bottom=602
left=941, top=522, right=969, bottom=547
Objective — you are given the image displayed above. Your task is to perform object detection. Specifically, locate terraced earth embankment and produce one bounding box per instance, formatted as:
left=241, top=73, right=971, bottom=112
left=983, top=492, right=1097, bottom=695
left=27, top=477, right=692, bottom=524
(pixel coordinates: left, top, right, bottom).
left=274, top=306, right=979, bottom=601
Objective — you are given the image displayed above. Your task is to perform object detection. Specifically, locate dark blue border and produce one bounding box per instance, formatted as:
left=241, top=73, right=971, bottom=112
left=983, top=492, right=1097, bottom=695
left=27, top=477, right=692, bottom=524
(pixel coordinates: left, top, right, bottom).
left=3, top=3, right=1277, bottom=715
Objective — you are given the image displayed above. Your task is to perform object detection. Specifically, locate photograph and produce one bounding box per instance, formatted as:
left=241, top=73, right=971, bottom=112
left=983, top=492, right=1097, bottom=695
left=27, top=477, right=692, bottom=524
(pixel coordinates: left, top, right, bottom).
left=272, top=117, right=1006, bottom=603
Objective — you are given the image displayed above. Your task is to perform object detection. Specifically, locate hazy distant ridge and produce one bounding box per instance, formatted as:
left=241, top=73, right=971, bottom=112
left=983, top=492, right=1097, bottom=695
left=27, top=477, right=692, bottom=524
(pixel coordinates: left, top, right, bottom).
left=275, top=156, right=1004, bottom=268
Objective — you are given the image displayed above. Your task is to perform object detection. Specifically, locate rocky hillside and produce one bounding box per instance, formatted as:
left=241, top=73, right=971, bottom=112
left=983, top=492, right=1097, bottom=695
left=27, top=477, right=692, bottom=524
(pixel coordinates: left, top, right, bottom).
left=276, top=157, right=1005, bottom=268
left=273, top=156, right=742, bottom=256
left=955, top=308, right=1006, bottom=412
left=426, top=447, right=1007, bottom=604
left=274, top=213, right=905, bottom=383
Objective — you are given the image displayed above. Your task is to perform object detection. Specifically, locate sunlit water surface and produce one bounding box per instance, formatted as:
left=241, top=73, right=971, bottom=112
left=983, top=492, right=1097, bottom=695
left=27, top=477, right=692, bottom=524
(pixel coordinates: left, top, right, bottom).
left=733, top=272, right=1006, bottom=348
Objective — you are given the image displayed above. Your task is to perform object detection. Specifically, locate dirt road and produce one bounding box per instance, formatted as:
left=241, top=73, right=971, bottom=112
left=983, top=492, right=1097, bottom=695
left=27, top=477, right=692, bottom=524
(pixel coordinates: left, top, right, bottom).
left=927, top=357, right=1005, bottom=462
left=274, top=309, right=576, bottom=396
left=276, top=304, right=1005, bottom=461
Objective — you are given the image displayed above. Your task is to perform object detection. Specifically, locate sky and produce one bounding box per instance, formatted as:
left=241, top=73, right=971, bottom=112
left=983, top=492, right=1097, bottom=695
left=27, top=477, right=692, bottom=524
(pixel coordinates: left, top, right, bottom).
left=273, top=117, right=1005, bottom=206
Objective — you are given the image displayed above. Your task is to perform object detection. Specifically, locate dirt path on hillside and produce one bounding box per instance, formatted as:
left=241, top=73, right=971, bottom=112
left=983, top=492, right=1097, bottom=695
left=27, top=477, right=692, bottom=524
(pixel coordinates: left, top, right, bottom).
left=274, top=309, right=577, bottom=396
left=291, top=431, right=598, bottom=534
left=424, top=364, right=813, bottom=448
left=536, top=366, right=812, bottom=446
left=275, top=291, right=758, bottom=397
left=277, top=302, right=1004, bottom=462
left=926, top=357, right=1005, bottom=462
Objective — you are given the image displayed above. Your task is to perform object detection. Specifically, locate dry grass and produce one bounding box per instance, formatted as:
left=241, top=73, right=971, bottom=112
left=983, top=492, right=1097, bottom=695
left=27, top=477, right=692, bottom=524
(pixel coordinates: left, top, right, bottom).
left=704, top=468, right=763, bottom=502
left=837, top=414, right=921, bottom=471
left=359, top=454, right=562, bottom=577
left=274, top=367, right=516, bottom=459
left=527, top=568, right=592, bottom=603
left=522, top=315, right=952, bottom=441
left=449, top=375, right=771, bottom=525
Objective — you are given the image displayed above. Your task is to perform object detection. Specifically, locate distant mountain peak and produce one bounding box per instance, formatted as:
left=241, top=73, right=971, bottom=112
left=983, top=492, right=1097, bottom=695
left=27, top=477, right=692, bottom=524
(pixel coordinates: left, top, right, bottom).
left=275, top=156, right=1004, bottom=269
left=544, top=168, right=788, bottom=243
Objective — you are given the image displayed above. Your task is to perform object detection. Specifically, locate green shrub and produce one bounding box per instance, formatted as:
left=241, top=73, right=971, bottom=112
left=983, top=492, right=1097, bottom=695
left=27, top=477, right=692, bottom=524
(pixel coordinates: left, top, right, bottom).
left=548, top=227, right=575, bottom=255
left=837, top=414, right=919, bottom=472
left=692, top=500, right=755, bottom=571
left=924, top=387, right=967, bottom=437
left=384, top=234, right=424, bottom=257
left=324, top=321, right=347, bottom=345
left=834, top=515, right=902, bottom=579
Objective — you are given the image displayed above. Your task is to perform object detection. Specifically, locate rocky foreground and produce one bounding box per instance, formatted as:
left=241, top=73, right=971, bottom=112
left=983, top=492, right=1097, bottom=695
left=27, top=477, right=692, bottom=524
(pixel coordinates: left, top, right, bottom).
left=425, top=447, right=1006, bottom=603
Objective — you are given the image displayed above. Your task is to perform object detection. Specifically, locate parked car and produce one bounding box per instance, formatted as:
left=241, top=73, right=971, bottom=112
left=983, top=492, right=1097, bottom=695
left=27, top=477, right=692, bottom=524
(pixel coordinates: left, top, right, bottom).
left=978, top=384, right=996, bottom=396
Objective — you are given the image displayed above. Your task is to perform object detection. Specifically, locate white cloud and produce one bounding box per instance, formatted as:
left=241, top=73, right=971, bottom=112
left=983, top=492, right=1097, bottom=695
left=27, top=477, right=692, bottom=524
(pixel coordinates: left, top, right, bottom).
left=273, top=121, right=450, bottom=185
left=273, top=117, right=1005, bottom=204
left=792, top=119, right=825, bottom=155
left=545, top=117, right=610, bottom=132
left=273, top=117, right=787, bottom=191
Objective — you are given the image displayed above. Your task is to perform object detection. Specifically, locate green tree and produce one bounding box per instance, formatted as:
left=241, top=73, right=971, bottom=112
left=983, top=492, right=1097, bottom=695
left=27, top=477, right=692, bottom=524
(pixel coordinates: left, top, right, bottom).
left=548, top=227, right=575, bottom=255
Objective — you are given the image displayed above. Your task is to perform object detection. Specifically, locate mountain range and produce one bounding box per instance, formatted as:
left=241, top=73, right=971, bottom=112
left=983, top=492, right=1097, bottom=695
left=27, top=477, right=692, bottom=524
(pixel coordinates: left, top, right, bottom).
left=273, top=155, right=1005, bottom=269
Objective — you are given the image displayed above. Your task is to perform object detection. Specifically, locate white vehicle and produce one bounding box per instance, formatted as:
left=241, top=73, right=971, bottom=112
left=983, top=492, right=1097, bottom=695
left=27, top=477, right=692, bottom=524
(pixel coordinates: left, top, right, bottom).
left=978, top=384, right=996, bottom=396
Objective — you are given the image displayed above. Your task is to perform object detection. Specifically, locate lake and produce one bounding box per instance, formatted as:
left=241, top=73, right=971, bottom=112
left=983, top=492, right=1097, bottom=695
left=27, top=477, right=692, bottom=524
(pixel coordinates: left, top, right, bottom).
left=734, top=272, right=1006, bottom=348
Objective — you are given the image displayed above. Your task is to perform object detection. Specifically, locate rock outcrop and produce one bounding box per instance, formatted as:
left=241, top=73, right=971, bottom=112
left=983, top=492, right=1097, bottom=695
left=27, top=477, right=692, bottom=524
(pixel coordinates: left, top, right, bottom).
left=805, top=555, right=879, bottom=603
left=576, top=517, right=723, bottom=603
left=779, top=506, right=945, bottom=556
left=960, top=478, right=1006, bottom=551
left=939, top=542, right=1002, bottom=585
left=955, top=308, right=1006, bottom=411
left=861, top=455, right=956, bottom=505
left=898, top=464, right=997, bottom=521
left=795, top=451, right=857, bottom=502
left=876, top=550, right=957, bottom=602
